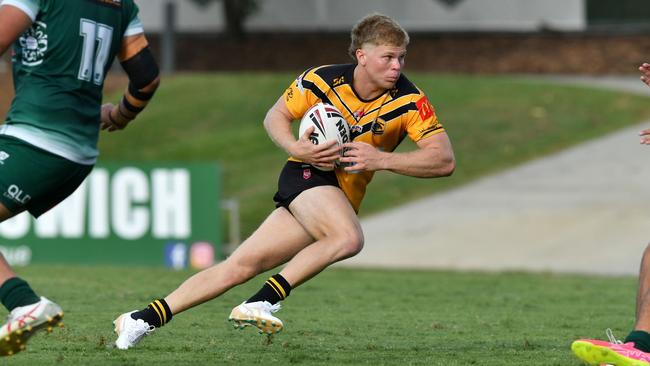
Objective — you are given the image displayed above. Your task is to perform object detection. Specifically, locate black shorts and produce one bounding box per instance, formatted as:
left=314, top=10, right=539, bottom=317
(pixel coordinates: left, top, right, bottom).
left=273, top=161, right=340, bottom=209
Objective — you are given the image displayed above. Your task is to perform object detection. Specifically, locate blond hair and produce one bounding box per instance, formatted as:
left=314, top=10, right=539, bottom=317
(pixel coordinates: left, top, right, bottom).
left=348, top=13, right=410, bottom=61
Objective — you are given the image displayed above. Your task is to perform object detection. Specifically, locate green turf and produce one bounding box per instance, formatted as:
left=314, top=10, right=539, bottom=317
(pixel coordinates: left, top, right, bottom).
left=0, top=265, right=636, bottom=365
left=98, top=73, right=650, bottom=237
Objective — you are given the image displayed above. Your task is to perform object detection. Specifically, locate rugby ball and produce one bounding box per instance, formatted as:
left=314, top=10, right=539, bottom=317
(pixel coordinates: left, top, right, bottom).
left=298, top=103, right=351, bottom=171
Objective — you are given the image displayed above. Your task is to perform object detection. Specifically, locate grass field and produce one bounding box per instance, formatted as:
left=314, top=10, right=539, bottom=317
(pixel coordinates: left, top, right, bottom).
left=4, top=74, right=649, bottom=364
left=98, top=73, right=650, bottom=237
left=0, top=265, right=638, bottom=365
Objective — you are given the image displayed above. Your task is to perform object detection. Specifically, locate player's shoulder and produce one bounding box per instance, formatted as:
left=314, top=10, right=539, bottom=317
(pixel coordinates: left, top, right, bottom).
left=390, top=73, right=424, bottom=100
left=301, top=64, right=355, bottom=87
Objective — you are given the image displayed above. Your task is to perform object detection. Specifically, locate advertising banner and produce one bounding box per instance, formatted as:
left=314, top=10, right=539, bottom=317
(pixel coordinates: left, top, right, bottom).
left=0, top=162, right=221, bottom=268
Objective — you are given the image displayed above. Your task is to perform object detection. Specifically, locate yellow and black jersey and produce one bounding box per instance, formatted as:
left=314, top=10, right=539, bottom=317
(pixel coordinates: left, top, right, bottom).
left=283, top=63, right=445, bottom=212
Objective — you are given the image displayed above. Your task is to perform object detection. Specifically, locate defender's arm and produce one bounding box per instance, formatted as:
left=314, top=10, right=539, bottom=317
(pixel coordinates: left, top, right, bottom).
left=0, top=4, right=33, bottom=57
left=101, top=33, right=160, bottom=131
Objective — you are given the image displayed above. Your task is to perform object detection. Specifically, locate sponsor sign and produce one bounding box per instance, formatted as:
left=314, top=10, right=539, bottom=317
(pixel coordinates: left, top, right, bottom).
left=0, top=162, right=221, bottom=266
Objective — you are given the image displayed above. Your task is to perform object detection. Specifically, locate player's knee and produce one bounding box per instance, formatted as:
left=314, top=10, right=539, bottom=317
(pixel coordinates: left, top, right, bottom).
left=222, top=259, right=262, bottom=286
left=336, top=230, right=364, bottom=259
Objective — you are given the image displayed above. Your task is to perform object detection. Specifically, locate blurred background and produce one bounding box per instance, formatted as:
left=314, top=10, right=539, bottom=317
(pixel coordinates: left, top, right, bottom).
left=2, top=0, right=650, bottom=272
left=123, top=0, right=650, bottom=73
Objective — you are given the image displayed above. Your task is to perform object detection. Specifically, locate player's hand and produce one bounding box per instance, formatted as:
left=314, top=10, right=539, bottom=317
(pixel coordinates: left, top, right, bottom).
left=340, top=141, right=387, bottom=172
left=100, top=103, right=128, bottom=132
left=640, top=128, right=650, bottom=145
left=289, top=126, right=340, bottom=170
left=640, top=63, right=650, bottom=87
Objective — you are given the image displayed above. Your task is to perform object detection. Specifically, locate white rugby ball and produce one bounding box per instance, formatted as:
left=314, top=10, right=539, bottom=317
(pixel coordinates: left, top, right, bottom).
left=298, top=103, right=351, bottom=171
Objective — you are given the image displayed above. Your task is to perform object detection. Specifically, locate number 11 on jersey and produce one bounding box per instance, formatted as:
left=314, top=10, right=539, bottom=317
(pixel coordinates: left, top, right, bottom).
left=78, top=19, right=113, bottom=86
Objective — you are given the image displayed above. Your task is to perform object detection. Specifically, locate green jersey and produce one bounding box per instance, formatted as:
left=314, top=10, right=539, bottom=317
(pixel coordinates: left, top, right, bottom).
left=0, top=0, right=143, bottom=164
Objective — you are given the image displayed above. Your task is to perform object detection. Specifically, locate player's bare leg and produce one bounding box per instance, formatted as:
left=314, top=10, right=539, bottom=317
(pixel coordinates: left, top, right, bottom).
left=165, top=207, right=315, bottom=314
left=0, top=203, right=17, bottom=283
left=280, top=186, right=363, bottom=287
left=0, top=204, right=63, bottom=357
left=229, top=186, right=362, bottom=335
left=634, top=243, right=650, bottom=332
left=572, top=243, right=650, bottom=364
left=0, top=202, right=13, bottom=223
left=114, top=206, right=316, bottom=348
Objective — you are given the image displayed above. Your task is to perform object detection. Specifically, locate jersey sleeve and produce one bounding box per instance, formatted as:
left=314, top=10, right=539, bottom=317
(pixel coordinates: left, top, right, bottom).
left=283, top=68, right=321, bottom=120
left=405, top=93, right=445, bottom=142
left=123, top=0, right=143, bottom=37
left=0, top=0, right=39, bottom=21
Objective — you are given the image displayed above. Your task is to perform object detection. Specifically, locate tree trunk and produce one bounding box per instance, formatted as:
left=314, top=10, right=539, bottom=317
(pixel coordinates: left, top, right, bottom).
left=223, top=0, right=247, bottom=40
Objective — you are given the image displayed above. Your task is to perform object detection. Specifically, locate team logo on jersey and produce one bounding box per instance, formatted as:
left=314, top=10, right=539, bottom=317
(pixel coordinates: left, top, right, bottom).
left=0, top=151, right=9, bottom=165
left=19, top=21, right=48, bottom=66
left=371, top=118, right=386, bottom=135
left=302, top=168, right=312, bottom=180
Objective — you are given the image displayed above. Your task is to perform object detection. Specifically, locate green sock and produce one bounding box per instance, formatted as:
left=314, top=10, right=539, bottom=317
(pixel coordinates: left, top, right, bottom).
left=0, top=277, right=40, bottom=312
left=625, top=330, right=650, bottom=352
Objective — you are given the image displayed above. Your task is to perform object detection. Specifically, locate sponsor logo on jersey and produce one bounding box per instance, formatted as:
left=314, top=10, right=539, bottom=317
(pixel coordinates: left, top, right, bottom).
left=285, top=87, right=294, bottom=102
left=19, top=21, right=48, bottom=67
left=416, top=96, right=435, bottom=121
left=0, top=151, right=9, bottom=165
left=3, top=184, right=31, bottom=205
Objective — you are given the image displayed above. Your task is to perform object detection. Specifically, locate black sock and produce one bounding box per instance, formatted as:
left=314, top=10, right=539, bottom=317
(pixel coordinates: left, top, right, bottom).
left=0, top=277, right=40, bottom=312
left=246, top=274, right=292, bottom=305
left=625, top=330, right=650, bottom=352
left=130, top=298, right=173, bottom=327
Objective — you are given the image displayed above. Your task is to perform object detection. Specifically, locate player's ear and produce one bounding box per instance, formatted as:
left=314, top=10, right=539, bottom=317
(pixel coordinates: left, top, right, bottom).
left=355, top=48, right=366, bottom=66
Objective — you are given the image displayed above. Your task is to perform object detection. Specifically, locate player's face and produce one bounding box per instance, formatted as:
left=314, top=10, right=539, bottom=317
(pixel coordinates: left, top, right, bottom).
left=359, top=43, right=406, bottom=89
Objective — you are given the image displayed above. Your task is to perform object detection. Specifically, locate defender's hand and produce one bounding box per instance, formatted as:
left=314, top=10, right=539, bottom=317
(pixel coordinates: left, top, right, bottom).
left=100, top=103, right=128, bottom=132
left=640, top=63, right=650, bottom=87
left=640, top=128, right=650, bottom=145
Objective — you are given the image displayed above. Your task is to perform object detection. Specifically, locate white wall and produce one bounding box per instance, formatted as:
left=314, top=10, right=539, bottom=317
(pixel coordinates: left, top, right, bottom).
left=136, top=0, right=586, bottom=33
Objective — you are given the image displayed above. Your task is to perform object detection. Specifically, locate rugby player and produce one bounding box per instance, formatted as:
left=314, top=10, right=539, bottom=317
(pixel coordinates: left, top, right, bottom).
left=114, top=13, right=455, bottom=349
left=0, top=0, right=159, bottom=356
left=571, top=63, right=650, bottom=365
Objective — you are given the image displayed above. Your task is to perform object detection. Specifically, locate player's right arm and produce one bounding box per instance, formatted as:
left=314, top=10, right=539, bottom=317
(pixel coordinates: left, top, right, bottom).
left=0, top=3, right=33, bottom=57
left=264, top=96, right=340, bottom=169
left=101, top=33, right=160, bottom=132
left=638, top=63, right=650, bottom=144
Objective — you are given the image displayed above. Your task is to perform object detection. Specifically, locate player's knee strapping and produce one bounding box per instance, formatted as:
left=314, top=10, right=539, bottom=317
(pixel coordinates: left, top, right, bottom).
left=246, top=274, right=292, bottom=305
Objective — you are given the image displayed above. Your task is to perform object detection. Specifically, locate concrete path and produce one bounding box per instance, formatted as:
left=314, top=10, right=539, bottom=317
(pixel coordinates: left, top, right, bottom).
left=342, top=76, right=650, bottom=275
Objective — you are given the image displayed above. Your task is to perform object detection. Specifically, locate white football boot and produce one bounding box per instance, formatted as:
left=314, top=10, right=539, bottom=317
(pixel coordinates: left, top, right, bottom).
left=0, top=296, right=64, bottom=356
left=113, top=311, right=155, bottom=350
left=228, top=301, right=283, bottom=335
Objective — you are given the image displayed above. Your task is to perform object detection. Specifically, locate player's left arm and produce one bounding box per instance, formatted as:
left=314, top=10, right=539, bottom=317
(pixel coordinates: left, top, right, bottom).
left=0, top=4, right=33, bottom=57
left=340, top=132, right=455, bottom=177
left=101, top=33, right=160, bottom=132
